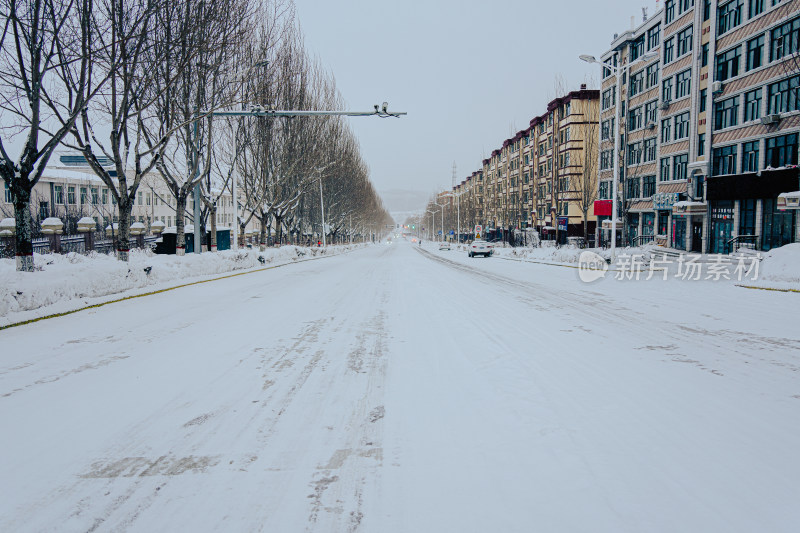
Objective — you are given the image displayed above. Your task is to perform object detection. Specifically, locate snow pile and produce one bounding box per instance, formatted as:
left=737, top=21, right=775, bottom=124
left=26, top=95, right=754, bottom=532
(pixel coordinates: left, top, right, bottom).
left=758, top=243, right=800, bottom=285
left=0, top=244, right=362, bottom=324
left=490, top=245, right=613, bottom=264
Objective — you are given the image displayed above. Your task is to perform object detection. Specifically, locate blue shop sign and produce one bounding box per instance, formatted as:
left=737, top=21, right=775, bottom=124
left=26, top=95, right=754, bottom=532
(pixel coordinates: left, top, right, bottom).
left=653, top=192, right=679, bottom=210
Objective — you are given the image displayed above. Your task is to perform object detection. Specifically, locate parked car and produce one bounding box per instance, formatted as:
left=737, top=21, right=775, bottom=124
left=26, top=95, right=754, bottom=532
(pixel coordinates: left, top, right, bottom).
left=468, top=240, right=493, bottom=257
left=439, top=241, right=451, bottom=250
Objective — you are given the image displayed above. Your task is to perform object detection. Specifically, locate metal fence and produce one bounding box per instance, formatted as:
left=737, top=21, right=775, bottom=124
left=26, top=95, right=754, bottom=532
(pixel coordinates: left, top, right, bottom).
left=1, top=234, right=159, bottom=259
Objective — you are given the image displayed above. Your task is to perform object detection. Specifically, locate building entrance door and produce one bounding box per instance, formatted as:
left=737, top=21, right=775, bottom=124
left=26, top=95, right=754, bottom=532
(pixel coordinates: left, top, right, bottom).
left=691, top=221, right=703, bottom=253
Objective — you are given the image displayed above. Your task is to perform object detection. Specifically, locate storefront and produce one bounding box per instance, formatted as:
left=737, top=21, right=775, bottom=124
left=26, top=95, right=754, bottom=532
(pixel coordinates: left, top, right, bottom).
left=709, top=200, right=734, bottom=254
left=707, top=167, right=799, bottom=253
left=672, top=216, right=687, bottom=249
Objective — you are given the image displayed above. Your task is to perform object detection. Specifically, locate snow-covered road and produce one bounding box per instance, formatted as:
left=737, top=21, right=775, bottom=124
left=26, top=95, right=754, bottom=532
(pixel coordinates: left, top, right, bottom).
left=1, top=241, right=798, bottom=532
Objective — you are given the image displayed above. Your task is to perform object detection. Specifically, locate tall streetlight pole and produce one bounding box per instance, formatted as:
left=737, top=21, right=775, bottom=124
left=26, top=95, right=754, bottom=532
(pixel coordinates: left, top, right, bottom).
left=433, top=199, right=446, bottom=242
left=427, top=208, right=438, bottom=241
left=580, top=51, right=656, bottom=264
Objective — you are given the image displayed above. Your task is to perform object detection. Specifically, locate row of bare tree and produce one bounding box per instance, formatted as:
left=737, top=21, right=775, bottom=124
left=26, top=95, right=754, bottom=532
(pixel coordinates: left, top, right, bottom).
left=1, top=0, right=391, bottom=271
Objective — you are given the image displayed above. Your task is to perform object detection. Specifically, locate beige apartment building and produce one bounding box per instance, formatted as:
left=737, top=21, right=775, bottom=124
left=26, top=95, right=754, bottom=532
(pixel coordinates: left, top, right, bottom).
left=455, top=87, right=599, bottom=243
left=599, top=0, right=800, bottom=253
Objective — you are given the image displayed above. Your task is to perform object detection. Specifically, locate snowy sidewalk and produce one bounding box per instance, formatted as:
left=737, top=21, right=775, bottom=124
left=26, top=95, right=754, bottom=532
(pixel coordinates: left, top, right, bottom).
left=0, top=244, right=365, bottom=328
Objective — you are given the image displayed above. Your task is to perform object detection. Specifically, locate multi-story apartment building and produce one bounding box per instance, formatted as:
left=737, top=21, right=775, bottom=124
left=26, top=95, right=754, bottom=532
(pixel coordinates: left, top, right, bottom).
left=461, top=87, right=599, bottom=243
left=598, top=0, right=800, bottom=253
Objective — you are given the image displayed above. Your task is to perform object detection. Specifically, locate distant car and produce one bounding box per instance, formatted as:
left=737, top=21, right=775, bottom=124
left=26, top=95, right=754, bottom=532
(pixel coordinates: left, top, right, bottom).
left=439, top=241, right=451, bottom=251
left=468, top=239, right=493, bottom=257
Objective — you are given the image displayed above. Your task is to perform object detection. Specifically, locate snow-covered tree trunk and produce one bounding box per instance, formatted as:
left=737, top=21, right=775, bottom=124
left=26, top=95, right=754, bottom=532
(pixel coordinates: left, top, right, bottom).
left=175, top=200, right=187, bottom=256
left=11, top=186, right=34, bottom=272
left=259, top=218, right=267, bottom=251
left=209, top=204, right=218, bottom=251
left=117, top=200, right=133, bottom=262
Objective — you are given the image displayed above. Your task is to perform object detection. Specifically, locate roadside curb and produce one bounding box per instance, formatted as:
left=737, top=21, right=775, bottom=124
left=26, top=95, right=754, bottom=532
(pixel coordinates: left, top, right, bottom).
left=734, top=284, right=800, bottom=293
left=0, top=248, right=359, bottom=332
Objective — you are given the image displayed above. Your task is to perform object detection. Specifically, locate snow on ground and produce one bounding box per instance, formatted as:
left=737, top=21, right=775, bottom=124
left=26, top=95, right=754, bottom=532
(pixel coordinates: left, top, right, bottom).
left=0, top=244, right=363, bottom=327
left=1, top=239, right=799, bottom=532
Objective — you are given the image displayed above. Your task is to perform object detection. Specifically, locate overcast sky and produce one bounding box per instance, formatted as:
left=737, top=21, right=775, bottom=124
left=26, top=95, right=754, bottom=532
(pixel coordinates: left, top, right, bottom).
left=293, top=0, right=661, bottom=211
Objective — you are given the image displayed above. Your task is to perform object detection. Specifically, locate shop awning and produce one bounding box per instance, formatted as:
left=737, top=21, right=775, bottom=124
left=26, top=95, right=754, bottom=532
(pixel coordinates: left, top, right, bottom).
left=658, top=182, right=687, bottom=194
left=628, top=200, right=654, bottom=212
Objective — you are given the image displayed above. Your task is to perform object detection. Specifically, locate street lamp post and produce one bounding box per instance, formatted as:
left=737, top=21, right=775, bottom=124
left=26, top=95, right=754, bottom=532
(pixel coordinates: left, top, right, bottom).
left=433, top=199, right=446, bottom=242
left=580, top=51, right=656, bottom=264
left=427, top=208, right=438, bottom=241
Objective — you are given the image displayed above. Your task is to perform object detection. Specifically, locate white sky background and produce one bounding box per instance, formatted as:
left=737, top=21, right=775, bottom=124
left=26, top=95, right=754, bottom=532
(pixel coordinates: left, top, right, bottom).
left=294, top=0, right=663, bottom=210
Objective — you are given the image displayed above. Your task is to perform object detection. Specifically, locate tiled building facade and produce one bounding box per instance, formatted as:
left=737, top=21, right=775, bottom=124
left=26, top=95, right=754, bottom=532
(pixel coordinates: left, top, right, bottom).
left=598, top=0, right=800, bottom=253
left=452, top=88, right=600, bottom=244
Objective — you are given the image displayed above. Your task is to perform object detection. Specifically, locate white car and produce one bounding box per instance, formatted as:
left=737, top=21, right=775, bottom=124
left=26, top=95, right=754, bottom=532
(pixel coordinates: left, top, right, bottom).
left=439, top=241, right=451, bottom=250
left=468, top=240, right=493, bottom=257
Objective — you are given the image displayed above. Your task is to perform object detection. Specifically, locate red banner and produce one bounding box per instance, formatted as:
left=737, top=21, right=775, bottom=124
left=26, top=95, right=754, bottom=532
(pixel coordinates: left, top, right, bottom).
left=594, top=200, right=612, bottom=217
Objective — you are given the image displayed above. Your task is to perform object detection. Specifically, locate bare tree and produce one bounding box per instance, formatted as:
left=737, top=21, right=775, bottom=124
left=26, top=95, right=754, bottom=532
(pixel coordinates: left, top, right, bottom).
left=0, top=0, right=107, bottom=270
left=64, top=0, right=191, bottom=261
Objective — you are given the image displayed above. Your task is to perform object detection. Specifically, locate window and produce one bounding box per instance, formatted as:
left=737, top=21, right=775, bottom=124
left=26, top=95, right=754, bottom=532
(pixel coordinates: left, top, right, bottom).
left=742, top=141, right=760, bottom=172
left=54, top=185, right=63, bottom=204
left=80, top=187, right=88, bottom=204
left=646, top=63, right=659, bottom=87
left=677, top=26, right=693, bottom=57
left=765, top=133, right=798, bottom=167
left=748, top=0, right=764, bottom=18
left=630, top=70, right=644, bottom=97
left=648, top=24, right=661, bottom=49
left=767, top=74, right=800, bottom=114
left=601, top=118, right=614, bottom=140
left=770, top=15, right=800, bottom=61
left=599, top=181, right=610, bottom=200
left=602, top=87, right=616, bottom=110
left=746, top=35, right=764, bottom=71
left=628, top=106, right=643, bottom=131
left=39, top=202, right=48, bottom=221
left=679, top=0, right=695, bottom=14
left=643, top=175, right=656, bottom=197
left=716, top=46, right=741, bottom=81
left=674, top=112, right=690, bottom=139
left=645, top=100, right=658, bottom=124
left=698, top=133, right=706, bottom=156
left=664, top=37, right=675, bottom=63
left=713, top=145, right=738, bottom=175
left=700, top=88, right=707, bottom=112
left=138, top=192, right=143, bottom=205
left=644, top=138, right=657, bottom=162
left=91, top=187, right=98, bottom=205
left=660, top=157, right=671, bottom=181
left=675, top=69, right=692, bottom=98
left=661, top=118, right=672, bottom=142
left=718, top=0, right=743, bottom=35
left=102, top=188, right=108, bottom=204
left=627, top=177, right=641, bottom=199
left=663, top=77, right=674, bottom=102
left=673, top=154, right=689, bottom=180
left=665, top=0, right=675, bottom=23
left=744, top=88, right=762, bottom=121
left=630, top=36, right=645, bottom=61
left=701, top=43, right=709, bottom=67
left=714, top=96, right=740, bottom=129
left=704, top=0, right=711, bottom=20
left=600, top=150, right=613, bottom=170
left=4, top=181, right=11, bottom=203
left=67, top=186, right=75, bottom=204
left=627, top=142, right=643, bottom=165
